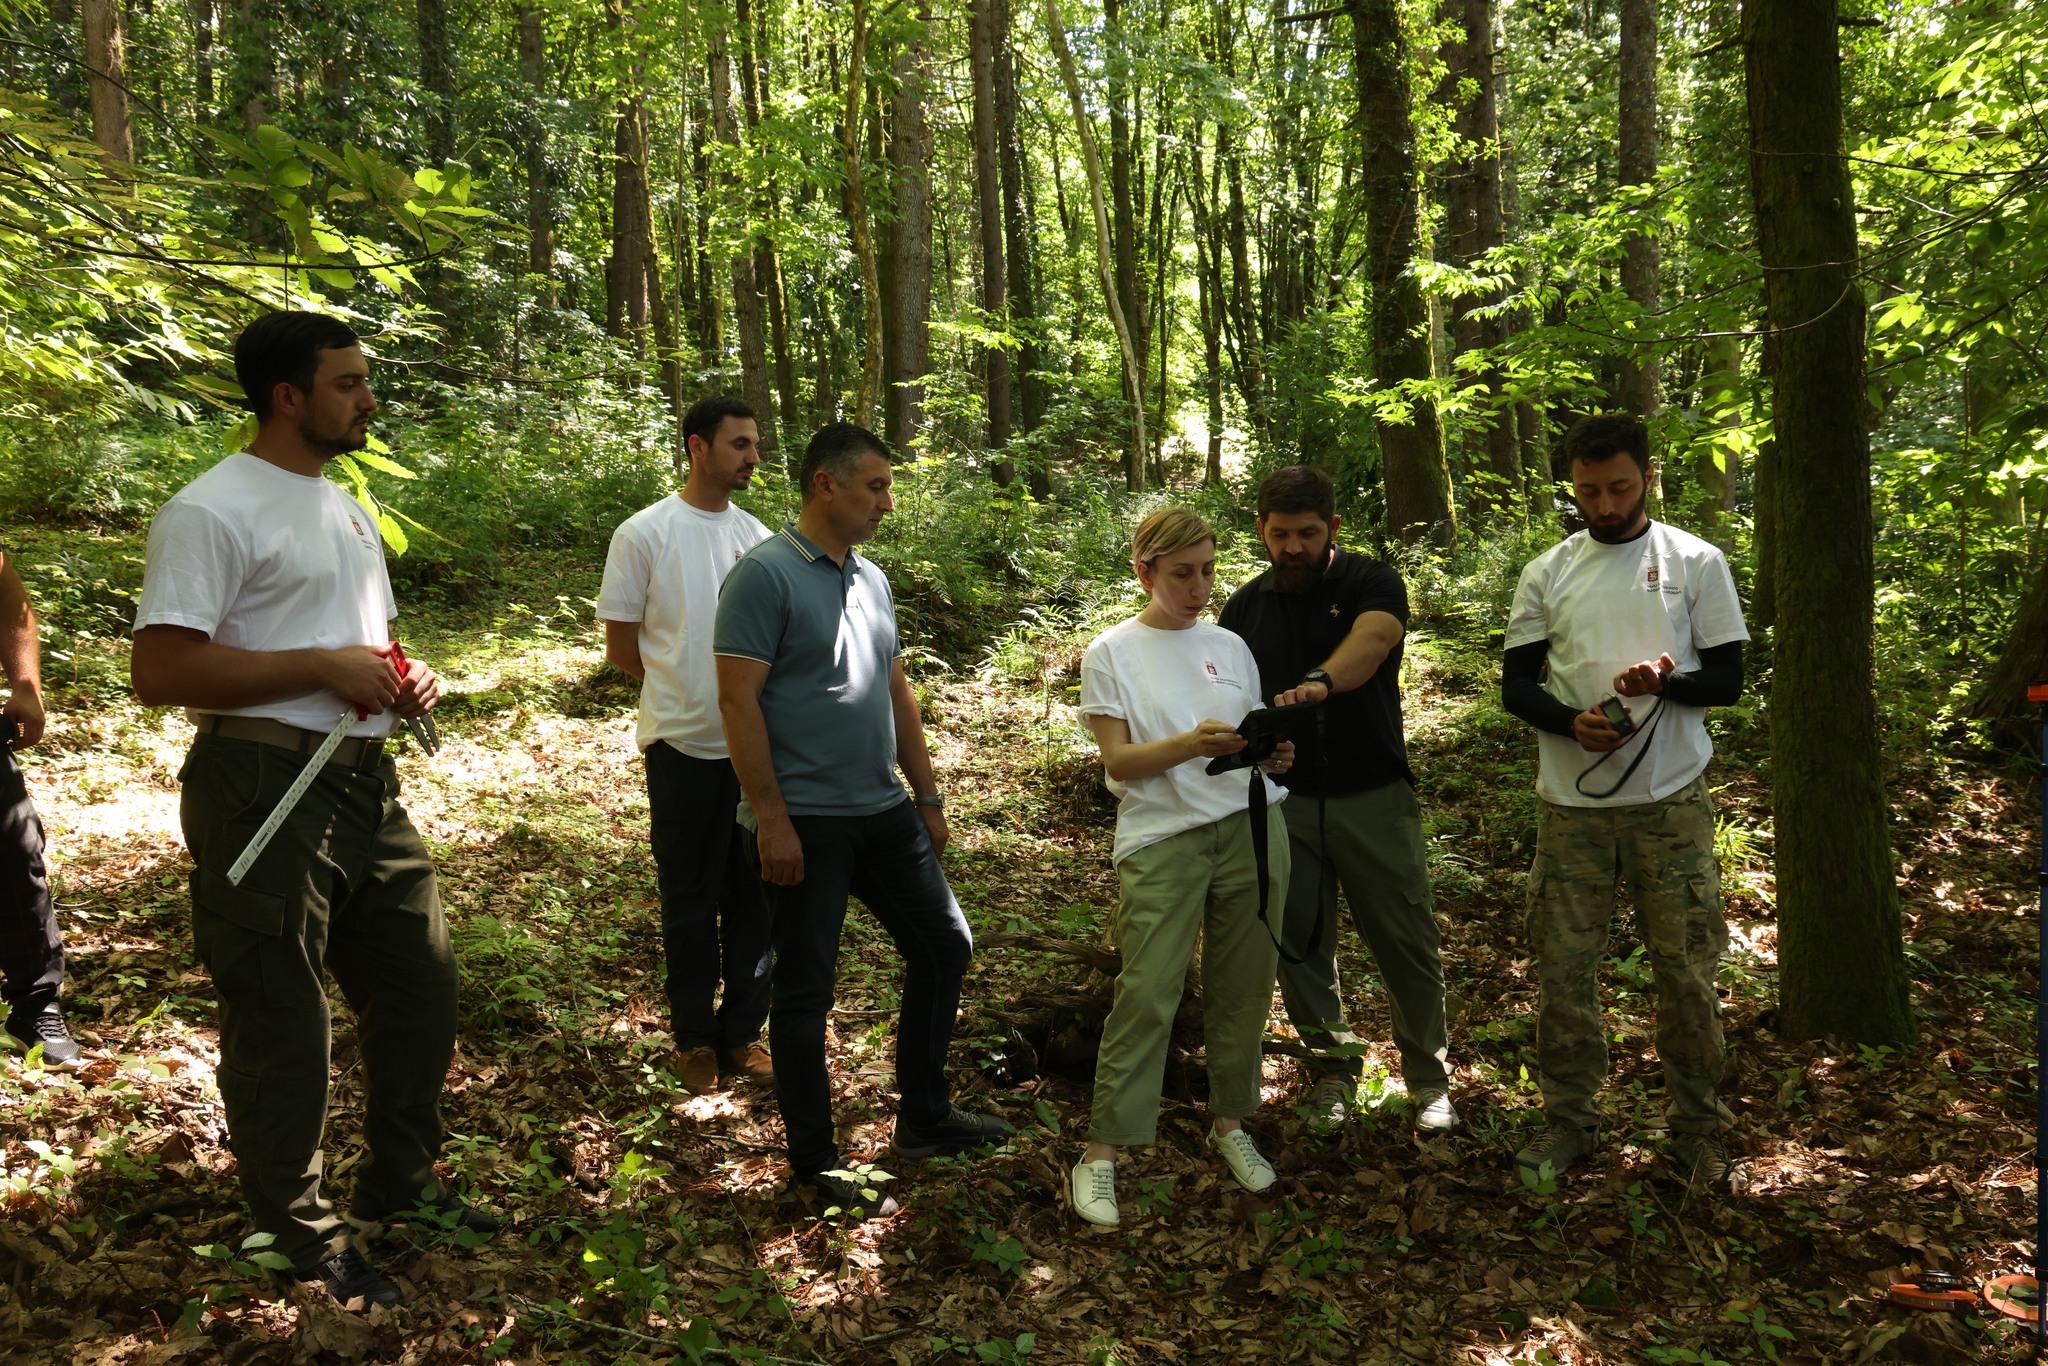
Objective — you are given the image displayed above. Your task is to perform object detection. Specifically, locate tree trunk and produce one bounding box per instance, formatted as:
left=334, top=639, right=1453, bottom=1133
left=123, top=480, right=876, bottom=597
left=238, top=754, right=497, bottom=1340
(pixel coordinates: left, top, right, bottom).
left=1744, top=0, right=1914, bottom=1046
left=1104, top=0, right=1149, bottom=448
left=1967, top=551, right=2048, bottom=746
left=885, top=2, right=934, bottom=452
left=417, top=0, right=456, bottom=166
left=1046, top=0, right=1147, bottom=491
left=707, top=15, right=775, bottom=448
left=1440, top=0, right=1518, bottom=520
left=1192, top=123, right=1226, bottom=485
left=46, top=0, right=85, bottom=115
left=1695, top=334, right=1741, bottom=541
left=1352, top=0, right=1454, bottom=548
left=737, top=0, right=797, bottom=443
left=516, top=4, right=556, bottom=306
left=189, top=0, right=216, bottom=127
left=1618, top=0, right=1661, bottom=418
left=82, top=0, right=135, bottom=162
left=970, top=0, right=1012, bottom=475
left=994, top=0, right=1047, bottom=493
left=843, top=0, right=884, bottom=429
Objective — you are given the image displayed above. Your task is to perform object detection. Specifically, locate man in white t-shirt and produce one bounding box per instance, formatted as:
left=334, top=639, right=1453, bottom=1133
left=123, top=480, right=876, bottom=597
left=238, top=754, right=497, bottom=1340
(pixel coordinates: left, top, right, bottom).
left=1501, top=413, right=1750, bottom=1191
left=597, top=397, right=773, bottom=1096
left=132, top=312, right=489, bottom=1310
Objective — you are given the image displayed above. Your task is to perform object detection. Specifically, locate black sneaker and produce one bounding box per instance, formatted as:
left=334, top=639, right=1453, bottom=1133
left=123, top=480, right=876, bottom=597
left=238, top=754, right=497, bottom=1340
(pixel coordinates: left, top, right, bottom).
left=301, top=1247, right=402, bottom=1307
left=4, top=1005, right=80, bottom=1068
left=809, top=1169, right=900, bottom=1220
left=892, top=1105, right=1016, bottom=1158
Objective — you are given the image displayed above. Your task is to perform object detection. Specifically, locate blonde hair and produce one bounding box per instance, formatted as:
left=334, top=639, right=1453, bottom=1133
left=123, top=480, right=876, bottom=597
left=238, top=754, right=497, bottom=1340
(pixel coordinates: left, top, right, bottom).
left=1132, top=506, right=1215, bottom=566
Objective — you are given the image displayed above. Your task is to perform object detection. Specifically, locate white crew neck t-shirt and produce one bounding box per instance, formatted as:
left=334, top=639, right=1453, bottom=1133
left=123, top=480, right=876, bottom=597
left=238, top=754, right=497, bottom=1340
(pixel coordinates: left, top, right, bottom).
left=596, top=495, right=770, bottom=758
left=1079, top=615, right=1283, bottom=864
left=1504, top=521, right=1750, bottom=808
left=134, top=452, right=400, bottom=738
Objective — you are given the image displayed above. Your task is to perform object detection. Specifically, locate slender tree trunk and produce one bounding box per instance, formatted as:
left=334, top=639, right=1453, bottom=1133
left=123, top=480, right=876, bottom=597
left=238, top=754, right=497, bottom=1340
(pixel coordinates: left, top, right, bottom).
left=1352, top=0, right=1454, bottom=547
left=706, top=16, right=775, bottom=449
left=1441, top=0, right=1518, bottom=519
left=190, top=0, right=216, bottom=126
left=843, top=0, right=884, bottom=429
left=690, top=90, right=721, bottom=373
left=1046, top=0, right=1146, bottom=491
left=47, top=0, right=85, bottom=115
left=1618, top=0, right=1661, bottom=418
left=994, top=0, right=1047, bottom=493
left=886, top=2, right=935, bottom=451
left=1192, top=124, right=1226, bottom=485
left=737, top=0, right=797, bottom=440
left=1744, top=0, right=1913, bottom=1045
left=417, top=0, right=456, bottom=165
left=82, top=0, right=135, bottom=162
left=516, top=4, right=556, bottom=307
left=1695, top=334, right=1740, bottom=540
left=1104, top=0, right=1150, bottom=453
left=971, top=0, right=1012, bottom=476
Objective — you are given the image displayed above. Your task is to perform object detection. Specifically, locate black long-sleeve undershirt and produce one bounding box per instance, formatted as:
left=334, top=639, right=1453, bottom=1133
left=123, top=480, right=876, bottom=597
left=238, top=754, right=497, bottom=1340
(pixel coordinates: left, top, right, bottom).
left=1501, top=639, right=1745, bottom=738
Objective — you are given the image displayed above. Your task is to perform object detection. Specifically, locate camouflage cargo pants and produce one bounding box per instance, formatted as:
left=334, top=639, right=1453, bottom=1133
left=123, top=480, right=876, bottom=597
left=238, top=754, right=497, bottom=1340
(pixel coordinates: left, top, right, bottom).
left=1524, top=774, right=1729, bottom=1135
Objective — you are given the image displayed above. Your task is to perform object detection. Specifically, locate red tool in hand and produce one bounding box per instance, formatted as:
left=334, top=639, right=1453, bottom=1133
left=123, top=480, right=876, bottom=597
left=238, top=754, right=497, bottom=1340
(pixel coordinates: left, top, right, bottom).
left=390, top=640, right=440, bottom=755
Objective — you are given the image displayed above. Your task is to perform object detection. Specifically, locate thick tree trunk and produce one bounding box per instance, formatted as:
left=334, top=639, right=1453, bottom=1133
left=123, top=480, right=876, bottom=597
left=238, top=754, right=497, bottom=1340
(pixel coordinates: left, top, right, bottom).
left=994, top=0, right=1047, bottom=490
left=970, top=0, right=1012, bottom=477
left=1618, top=0, right=1661, bottom=418
left=737, top=0, right=796, bottom=443
left=1440, top=0, right=1518, bottom=519
left=885, top=3, right=934, bottom=451
left=1353, top=0, right=1454, bottom=547
left=82, top=0, right=135, bottom=162
left=1745, top=0, right=1913, bottom=1045
left=1046, top=0, right=1146, bottom=491
left=516, top=4, right=556, bottom=306
left=417, top=0, right=456, bottom=165
left=843, top=0, right=884, bottom=429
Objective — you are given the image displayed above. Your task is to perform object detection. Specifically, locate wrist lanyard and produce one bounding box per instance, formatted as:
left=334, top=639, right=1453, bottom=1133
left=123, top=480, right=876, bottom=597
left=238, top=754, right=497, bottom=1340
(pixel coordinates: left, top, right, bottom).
left=1573, top=697, right=1666, bottom=800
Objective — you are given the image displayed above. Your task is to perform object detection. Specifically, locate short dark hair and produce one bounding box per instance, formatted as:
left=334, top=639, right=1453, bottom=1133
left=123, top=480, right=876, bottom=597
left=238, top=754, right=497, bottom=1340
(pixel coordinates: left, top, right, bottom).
left=800, top=422, right=892, bottom=501
left=1256, top=465, right=1336, bottom=523
left=1562, top=413, right=1651, bottom=474
left=235, top=311, right=361, bottom=419
left=683, top=395, right=755, bottom=456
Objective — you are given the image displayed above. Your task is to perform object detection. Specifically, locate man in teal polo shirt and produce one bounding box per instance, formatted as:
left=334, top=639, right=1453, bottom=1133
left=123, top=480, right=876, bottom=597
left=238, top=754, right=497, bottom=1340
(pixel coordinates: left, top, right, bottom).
left=714, top=423, right=1011, bottom=1218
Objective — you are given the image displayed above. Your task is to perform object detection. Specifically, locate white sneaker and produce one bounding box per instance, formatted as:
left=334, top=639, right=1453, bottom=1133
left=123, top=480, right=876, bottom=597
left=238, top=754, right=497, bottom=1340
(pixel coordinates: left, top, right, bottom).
left=1209, top=1127, right=1277, bottom=1193
left=1413, top=1087, right=1461, bottom=1134
left=1307, top=1077, right=1352, bottom=1137
left=1069, top=1159, right=1119, bottom=1227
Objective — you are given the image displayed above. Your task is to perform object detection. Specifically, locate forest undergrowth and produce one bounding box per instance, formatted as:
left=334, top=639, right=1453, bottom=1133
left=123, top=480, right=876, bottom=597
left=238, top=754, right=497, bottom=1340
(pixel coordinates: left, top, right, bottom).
left=0, top=528, right=2040, bottom=1366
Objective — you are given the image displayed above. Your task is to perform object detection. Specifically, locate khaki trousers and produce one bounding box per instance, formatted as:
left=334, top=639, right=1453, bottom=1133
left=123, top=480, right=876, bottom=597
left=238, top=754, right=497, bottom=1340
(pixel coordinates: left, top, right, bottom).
left=1088, top=806, right=1285, bottom=1147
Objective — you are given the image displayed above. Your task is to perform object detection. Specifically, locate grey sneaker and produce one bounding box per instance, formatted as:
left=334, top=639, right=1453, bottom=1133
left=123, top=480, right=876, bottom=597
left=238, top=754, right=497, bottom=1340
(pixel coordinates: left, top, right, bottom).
left=1670, top=1131, right=1735, bottom=1190
left=1514, top=1121, right=1599, bottom=1178
left=1306, top=1077, right=1352, bottom=1136
left=1412, top=1087, right=1460, bottom=1134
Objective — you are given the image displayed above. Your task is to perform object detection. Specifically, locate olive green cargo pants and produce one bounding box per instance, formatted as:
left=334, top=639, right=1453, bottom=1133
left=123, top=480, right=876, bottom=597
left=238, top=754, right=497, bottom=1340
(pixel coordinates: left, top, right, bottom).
left=1524, top=774, right=1729, bottom=1136
left=180, top=730, right=458, bottom=1270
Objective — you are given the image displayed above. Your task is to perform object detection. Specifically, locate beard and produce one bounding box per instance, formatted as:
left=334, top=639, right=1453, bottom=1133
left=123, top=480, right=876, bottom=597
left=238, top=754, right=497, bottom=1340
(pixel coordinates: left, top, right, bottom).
left=1586, top=491, right=1649, bottom=544
left=1270, top=548, right=1329, bottom=594
left=302, top=415, right=369, bottom=458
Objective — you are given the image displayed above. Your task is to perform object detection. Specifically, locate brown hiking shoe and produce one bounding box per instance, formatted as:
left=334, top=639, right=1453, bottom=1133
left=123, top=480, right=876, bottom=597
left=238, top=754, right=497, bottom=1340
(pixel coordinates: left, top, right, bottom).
left=721, top=1041, right=775, bottom=1084
left=676, top=1045, right=721, bottom=1094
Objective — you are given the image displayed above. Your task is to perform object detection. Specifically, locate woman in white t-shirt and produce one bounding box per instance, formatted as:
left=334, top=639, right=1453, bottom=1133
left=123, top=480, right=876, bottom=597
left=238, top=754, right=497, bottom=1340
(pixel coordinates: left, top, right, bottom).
left=1068, top=507, right=1294, bottom=1228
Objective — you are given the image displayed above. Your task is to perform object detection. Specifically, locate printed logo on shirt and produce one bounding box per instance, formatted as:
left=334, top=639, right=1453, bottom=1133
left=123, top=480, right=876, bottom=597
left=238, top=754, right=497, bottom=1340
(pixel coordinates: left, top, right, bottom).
left=1646, top=567, right=1659, bottom=585
left=1205, top=661, right=1227, bottom=684
left=348, top=515, right=375, bottom=550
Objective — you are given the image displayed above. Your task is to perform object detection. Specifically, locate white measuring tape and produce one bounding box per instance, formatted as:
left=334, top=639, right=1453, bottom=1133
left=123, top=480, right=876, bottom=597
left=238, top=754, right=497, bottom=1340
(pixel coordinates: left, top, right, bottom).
left=225, top=706, right=362, bottom=886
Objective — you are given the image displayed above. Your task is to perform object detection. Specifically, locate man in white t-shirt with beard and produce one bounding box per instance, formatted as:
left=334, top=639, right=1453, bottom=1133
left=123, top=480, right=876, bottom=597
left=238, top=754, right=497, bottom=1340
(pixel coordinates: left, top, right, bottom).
left=1501, top=413, right=1750, bottom=1191
left=132, top=311, right=489, bottom=1310
left=598, top=397, right=773, bottom=1096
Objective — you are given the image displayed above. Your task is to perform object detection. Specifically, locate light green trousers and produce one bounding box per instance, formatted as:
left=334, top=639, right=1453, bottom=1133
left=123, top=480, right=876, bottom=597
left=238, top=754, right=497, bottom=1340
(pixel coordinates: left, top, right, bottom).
left=1087, top=805, right=1286, bottom=1147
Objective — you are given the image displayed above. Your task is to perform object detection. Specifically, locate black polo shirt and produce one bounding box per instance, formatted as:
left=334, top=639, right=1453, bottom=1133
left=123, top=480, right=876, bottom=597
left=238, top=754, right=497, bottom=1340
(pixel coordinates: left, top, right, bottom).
left=1217, top=547, right=1416, bottom=797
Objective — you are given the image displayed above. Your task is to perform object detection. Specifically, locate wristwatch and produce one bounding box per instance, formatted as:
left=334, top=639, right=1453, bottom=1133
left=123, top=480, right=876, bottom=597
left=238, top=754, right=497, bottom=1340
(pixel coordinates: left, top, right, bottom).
left=913, top=792, right=946, bottom=810
left=1302, top=669, right=1333, bottom=692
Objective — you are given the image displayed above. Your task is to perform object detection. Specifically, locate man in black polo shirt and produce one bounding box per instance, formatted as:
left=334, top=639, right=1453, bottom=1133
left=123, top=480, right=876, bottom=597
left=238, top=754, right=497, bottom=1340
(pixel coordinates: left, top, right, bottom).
left=1218, top=466, right=1455, bottom=1136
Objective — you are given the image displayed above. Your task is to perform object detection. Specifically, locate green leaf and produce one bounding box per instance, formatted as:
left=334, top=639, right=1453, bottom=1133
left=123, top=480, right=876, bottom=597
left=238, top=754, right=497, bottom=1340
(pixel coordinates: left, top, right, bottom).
left=221, top=413, right=257, bottom=454
left=350, top=448, right=417, bottom=480
left=248, top=1251, right=294, bottom=1271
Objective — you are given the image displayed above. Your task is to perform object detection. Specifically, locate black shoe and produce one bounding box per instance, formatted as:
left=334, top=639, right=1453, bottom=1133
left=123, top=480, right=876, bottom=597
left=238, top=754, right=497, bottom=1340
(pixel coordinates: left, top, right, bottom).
left=892, top=1105, right=1016, bottom=1158
left=351, top=1193, right=502, bottom=1237
left=301, top=1247, right=402, bottom=1307
left=4, top=1005, right=80, bottom=1068
left=808, top=1170, right=900, bottom=1220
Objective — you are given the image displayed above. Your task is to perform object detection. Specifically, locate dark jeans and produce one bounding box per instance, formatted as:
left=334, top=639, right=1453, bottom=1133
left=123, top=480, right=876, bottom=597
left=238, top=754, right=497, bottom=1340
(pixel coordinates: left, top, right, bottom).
left=182, top=733, right=458, bottom=1270
left=644, top=742, right=771, bottom=1050
left=0, top=742, right=62, bottom=1016
left=755, top=800, right=973, bottom=1178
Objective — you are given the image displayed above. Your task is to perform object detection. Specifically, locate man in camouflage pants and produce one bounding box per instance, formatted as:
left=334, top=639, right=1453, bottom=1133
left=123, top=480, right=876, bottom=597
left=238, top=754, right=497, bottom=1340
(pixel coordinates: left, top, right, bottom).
left=1500, top=414, right=1749, bottom=1189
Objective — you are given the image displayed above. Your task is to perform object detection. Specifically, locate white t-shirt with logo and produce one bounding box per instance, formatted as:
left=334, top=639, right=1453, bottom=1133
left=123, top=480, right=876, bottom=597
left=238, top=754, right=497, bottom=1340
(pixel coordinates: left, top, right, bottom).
left=134, top=453, right=400, bottom=737
left=597, top=495, right=770, bottom=758
left=1079, top=615, right=1284, bottom=864
left=1504, top=521, right=1750, bottom=807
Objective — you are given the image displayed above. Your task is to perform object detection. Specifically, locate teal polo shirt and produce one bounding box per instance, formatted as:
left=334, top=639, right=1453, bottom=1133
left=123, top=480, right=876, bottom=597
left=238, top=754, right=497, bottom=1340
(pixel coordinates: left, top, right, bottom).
left=713, top=520, right=906, bottom=818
